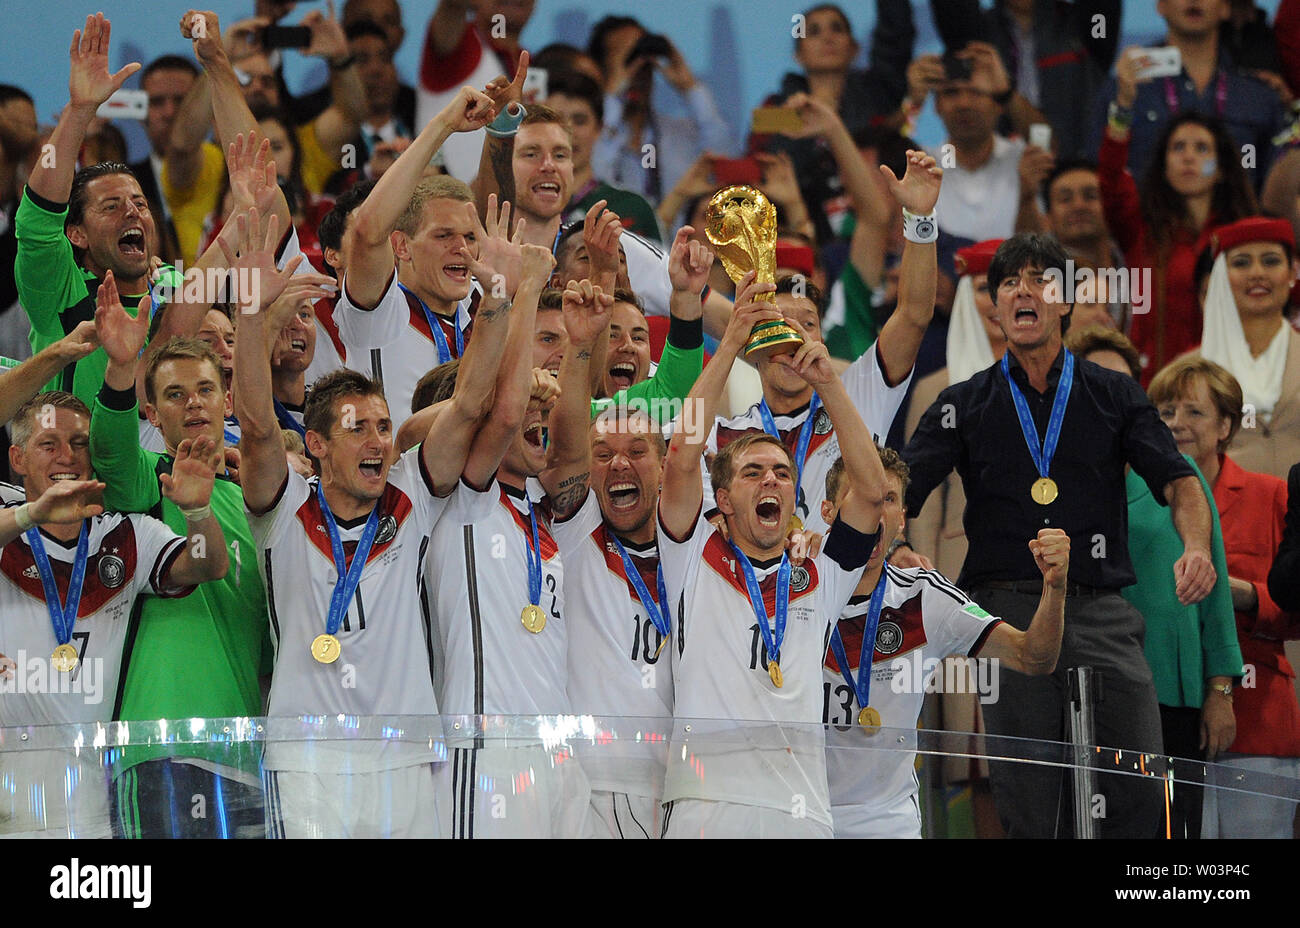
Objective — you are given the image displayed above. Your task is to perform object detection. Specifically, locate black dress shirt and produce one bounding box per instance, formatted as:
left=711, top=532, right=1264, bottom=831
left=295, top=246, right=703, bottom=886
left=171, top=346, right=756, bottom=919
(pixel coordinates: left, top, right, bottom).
left=903, top=347, right=1194, bottom=589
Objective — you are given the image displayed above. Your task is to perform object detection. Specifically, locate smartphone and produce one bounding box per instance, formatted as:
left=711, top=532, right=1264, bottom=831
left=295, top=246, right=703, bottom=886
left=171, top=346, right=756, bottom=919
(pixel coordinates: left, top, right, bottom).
left=942, top=51, right=973, bottom=82
left=1028, top=123, right=1052, bottom=151
left=263, top=25, right=312, bottom=49
left=523, top=67, right=548, bottom=103
left=97, top=88, right=148, bottom=120
left=1132, top=46, right=1182, bottom=80
left=751, top=107, right=803, bottom=135
left=712, top=156, right=762, bottom=187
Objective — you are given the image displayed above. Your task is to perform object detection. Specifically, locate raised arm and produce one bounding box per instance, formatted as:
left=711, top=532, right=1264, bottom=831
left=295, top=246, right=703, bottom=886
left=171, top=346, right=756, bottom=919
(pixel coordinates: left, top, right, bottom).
left=94, top=270, right=150, bottom=406
left=156, top=435, right=229, bottom=585
left=0, top=322, right=98, bottom=426
left=975, top=528, right=1068, bottom=674
left=1166, top=474, right=1217, bottom=606
left=471, top=51, right=528, bottom=216
left=227, top=209, right=333, bottom=511
left=542, top=279, right=613, bottom=518
left=660, top=273, right=782, bottom=538
left=348, top=84, right=495, bottom=309
left=302, top=4, right=368, bottom=160
left=27, top=14, right=140, bottom=206
left=0, top=480, right=104, bottom=549
left=875, top=149, right=941, bottom=385
left=578, top=199, right=621, bottom=397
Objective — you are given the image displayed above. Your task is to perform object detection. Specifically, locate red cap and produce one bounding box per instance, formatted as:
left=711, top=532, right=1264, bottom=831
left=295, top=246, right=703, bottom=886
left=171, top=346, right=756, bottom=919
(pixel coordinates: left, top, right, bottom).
left=775, top=242, right=816, bottom=278
left=954, top=239, right=1005, bottom=277
left=1211, top=217, right=1295, bottom=257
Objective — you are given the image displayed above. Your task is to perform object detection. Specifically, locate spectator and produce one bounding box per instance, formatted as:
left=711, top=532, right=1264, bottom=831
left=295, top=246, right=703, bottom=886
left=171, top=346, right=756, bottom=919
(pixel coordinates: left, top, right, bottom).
left=1184, top=217, right=1300, bottom=480
left=588, top=16, right=731, bottom=204
left=1147, top=356, right=1300, bottom=839
left=1100, top=111, right=1257, bottom=383
left=0, top=84, right=38, bottom=365
left=1088, top=2, right=1290, bottom=189
left=931, top=0, right=1121, bottom=159
left=903, top=233, right=1217, bottom=838
left=532, top=42, right=605, bottom=87
left=415, top=0, right=529, bottom=181
left=1278, top=0, right=1300, bottom=98
left=757, top=1, right=915, bottom=241
left=547, top=70, right=663, bottom=244
left=128, top=55, right=202, bottom=263
left=1040, top=160, right=1130, bottom=332
left=1270, top=461, right=1300, bottom=611
left=1220, top=0, right=1289, bottom=95
left=1069, top=324, right=1240, bottom=840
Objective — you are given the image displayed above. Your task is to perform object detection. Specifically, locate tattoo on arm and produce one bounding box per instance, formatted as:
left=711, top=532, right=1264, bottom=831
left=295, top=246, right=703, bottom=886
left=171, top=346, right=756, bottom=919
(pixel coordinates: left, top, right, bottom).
left=550, top=471, right=589, bottom=518
left=576, top=349, right=592, bottom=360
left=489, top=138, right=516, bottom=204
left=476, top=300, right=511, bottom=323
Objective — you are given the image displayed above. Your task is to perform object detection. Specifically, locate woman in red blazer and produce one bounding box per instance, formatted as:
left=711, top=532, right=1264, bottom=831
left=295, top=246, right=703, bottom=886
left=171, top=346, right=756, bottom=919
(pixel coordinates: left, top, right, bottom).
left=1150, top=357, right=1300, bottom=838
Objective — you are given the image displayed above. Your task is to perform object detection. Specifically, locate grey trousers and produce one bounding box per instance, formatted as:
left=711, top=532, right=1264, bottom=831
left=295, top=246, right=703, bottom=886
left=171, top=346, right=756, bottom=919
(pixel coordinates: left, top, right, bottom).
left=969, top=587, right=1166, bottom=838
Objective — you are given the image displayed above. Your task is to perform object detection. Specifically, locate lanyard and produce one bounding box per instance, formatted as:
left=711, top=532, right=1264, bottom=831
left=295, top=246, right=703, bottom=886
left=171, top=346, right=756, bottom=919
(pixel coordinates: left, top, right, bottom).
left=316, top=482, right=380, bottom=637
left=828, top=570, right=888, bottom=712
left=1163, top=70, right=1227, bottom=118
left=609, top=532, right=670, bottom=639
left=523, top=497, right=543, bottom=608
left=757, top=393, right=821, bottom=516
left=1000, top=350, right=1074, bottom=481
left=730, top=542, right=790, bottom=665
left=223, top=416, right=240, bottom=446
left=27, top=522, right=90, bottom=648
left=398, top=282, right=463, bottom=365
left=274, top=400, right=306, bottom=438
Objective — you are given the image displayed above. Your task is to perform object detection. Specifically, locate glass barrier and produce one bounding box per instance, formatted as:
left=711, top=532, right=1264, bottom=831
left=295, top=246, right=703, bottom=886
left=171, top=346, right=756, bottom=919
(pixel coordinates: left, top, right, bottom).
left=1, top=715, right=1296, bottom=838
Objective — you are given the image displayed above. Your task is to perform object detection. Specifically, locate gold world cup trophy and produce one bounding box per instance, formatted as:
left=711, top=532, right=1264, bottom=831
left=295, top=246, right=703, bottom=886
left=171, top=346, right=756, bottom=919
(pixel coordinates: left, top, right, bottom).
left=704, top=185, right=804, bottom=359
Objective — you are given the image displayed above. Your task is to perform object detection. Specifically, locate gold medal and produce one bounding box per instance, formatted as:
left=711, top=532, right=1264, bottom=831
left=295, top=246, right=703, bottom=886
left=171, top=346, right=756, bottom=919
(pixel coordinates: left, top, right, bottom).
left=857, top=706, right=882, bottom=731
left=521, top=604, right=547, bottom=634
left=768, top=660, right=784, bottom=688
left=1031, top=477, right=1058, bottom=505
left=654, top=635, right=668, bottom=659
left=787, top=514, right=803, bottom=536
left=311, top=633, right=341, bottom=664
left=51, top=644, right=78, bottom=673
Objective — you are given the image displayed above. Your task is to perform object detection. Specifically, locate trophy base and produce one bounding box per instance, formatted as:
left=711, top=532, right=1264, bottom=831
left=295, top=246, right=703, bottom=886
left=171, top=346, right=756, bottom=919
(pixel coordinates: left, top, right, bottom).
left=743, top=321, right=804, bottom=361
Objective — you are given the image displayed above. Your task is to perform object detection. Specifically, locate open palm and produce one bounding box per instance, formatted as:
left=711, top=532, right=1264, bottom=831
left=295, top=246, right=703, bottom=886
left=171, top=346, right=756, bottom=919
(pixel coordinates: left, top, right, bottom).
left=881, top=149, right=943, bottom=215
left=69, top=14, right=141, bottom=109
left=94, top=271, right=150, bottom=366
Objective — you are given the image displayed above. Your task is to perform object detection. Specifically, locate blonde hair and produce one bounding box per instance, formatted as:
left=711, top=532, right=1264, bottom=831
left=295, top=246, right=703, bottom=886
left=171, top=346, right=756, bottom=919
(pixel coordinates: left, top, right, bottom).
left=395, top=175, right=473, bottom=236
left=1147, top=356, right=1244, bottom=452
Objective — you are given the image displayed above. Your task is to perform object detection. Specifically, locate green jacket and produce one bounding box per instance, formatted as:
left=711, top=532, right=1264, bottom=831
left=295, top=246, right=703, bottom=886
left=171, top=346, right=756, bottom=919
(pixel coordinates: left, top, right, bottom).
left=590, top=319, right=703, bottom=424
left=1122, top=457, right=1242, bottom=708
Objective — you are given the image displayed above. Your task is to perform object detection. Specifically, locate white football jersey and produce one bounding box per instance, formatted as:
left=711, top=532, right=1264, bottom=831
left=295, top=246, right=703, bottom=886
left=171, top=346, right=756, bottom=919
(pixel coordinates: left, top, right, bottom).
left=699, top=342, right=912, bottom=535
left=250, top=449, right=486, bottom=773
left=426, top=480, right=570, bottom=735
left=0, top=511, right=191, bottom=727
left=621, top=229, right=672, bottom=319
left=552, top=491, right=672, bottom=798
left=0, top=482, right=24, bottom=506
left=823, top=565, right=1001, bottom=838
left=657, top=507, right=868, bottom=827
left=334, top=270, right=476, bottom=431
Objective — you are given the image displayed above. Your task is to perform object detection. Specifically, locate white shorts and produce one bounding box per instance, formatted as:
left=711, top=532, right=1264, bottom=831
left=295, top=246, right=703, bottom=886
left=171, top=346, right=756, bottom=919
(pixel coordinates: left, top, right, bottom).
left=437, top=745, right=592, bottom=838
left=1201, top=753, right=1300, bottom=839
left=263, top=765, right=442, bottom=838
left=831, top=795, right=923, bottom=839
left=660, top=798, right=832, bottom=838
left=0, top=749, right=112, bottom=839
left=590, top=789, right=660, bottom=839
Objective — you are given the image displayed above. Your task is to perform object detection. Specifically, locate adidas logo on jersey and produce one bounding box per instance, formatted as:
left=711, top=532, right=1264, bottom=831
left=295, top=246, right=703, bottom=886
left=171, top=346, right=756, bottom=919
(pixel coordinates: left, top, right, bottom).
left=22, top=565, right=39, bottom=579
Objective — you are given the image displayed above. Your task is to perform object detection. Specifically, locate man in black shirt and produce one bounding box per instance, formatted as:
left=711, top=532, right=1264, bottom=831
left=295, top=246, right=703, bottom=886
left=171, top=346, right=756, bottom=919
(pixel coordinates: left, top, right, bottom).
left=903, top=233, right=1216, bottom=838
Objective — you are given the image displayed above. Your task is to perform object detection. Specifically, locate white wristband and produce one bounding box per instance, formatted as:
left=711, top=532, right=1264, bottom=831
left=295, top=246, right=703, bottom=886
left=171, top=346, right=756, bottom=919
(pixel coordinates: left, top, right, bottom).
left=13, top=503, right=35, bottom=531
left=180, top=504, right=211, bottom=522
left=902, top=208, right=938, bottom=244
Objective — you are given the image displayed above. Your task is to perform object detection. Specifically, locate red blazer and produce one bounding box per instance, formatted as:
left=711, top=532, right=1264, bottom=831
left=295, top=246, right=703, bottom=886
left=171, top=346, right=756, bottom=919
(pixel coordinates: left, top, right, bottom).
left=1213, top=454, right=1300, bottom=757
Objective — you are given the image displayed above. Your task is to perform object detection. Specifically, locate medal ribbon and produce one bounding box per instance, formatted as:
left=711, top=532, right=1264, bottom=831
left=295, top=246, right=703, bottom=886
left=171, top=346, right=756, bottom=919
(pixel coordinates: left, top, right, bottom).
left=729, top=542, right=790, bottom=666
left=757, top=393, right=821, bottom=519
left=609, top=533, right=670, bottom=639
left=523, top=497, right=543, bottom=608
left=316, top=483, right=380, bottom=637
left=399, top=282, right=464, bottom=365
left=1000, top=350, right=1074, bottom=482
left=273, top=400, right=306, bottom=439
left=1162, top=70, right=1227, bottom=118
left=26, top=521, right=90, bottom=649
left=828, top=569, right=888, bottom=712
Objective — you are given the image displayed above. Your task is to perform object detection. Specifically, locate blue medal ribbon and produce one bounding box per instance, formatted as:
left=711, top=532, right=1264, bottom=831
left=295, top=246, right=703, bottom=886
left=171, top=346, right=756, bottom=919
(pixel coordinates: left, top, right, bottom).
left=26, top=522, right=90, bottom=650
left=273, top=400, right=306, bottom=439
left=1000, top=350, right=1074, bottom=483
left=758, top=393, right=821, bottom=519
left=828, top=569, right=888, bottom=712
left=609, top=533, right=670, bottom=640
left=316, top=483, right=380, bottom=637
left=223, top=416, right=240, bottom=446
left=729, top=542, right=790, bottom=667
left=523, top=497, right=543, bottom=608
left=399, top=282, right=464, bottom=365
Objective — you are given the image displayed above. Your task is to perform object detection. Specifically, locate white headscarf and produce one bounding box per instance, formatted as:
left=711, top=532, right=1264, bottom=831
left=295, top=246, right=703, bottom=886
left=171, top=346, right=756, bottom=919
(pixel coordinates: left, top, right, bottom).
left=946, top=275, right=997, bottom=384
left=1200, top=253, right=1290, bottom=419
